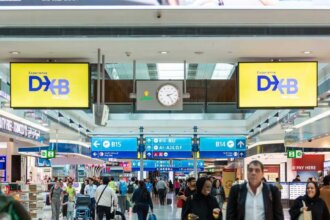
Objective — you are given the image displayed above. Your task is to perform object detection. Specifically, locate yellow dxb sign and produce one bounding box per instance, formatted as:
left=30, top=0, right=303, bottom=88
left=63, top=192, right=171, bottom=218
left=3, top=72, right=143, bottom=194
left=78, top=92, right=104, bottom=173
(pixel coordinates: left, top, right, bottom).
left=11, top=63, right=89, bottom=108
left=238, top=62, right=317, bottom=108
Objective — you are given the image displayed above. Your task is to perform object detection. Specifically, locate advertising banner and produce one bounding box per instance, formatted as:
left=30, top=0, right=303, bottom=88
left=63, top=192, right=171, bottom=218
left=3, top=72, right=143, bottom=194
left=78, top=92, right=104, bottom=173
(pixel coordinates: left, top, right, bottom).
left=292, top=154, right=324, bottom=171
left=0, top=0, right=329, bottom=7
left=11, top=63, right=89, bottom=109
left=238, top=62, right=317, bottom=108
left=145, top=137, right=192, bottom=159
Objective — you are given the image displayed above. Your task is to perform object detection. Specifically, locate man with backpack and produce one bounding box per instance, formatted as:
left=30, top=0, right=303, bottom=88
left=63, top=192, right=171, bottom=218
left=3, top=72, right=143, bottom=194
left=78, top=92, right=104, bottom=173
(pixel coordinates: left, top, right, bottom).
left=118, top=178, right=128, bottom=213
left=226, top=160, right=284, bottom=220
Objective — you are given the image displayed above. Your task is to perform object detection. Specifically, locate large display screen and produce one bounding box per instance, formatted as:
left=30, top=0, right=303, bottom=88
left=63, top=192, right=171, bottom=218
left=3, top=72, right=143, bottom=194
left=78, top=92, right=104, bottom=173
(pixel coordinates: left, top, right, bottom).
left=238, top=62, right=317, bottom=108
left=11, top=63, right=89, bottom=109
left=0, top=0, right=329, bottom=7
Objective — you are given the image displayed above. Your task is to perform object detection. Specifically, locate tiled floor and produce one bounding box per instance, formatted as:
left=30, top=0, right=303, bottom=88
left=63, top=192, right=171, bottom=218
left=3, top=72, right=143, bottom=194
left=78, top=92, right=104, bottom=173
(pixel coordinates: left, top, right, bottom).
left=41, top=192, right=291, bottom=220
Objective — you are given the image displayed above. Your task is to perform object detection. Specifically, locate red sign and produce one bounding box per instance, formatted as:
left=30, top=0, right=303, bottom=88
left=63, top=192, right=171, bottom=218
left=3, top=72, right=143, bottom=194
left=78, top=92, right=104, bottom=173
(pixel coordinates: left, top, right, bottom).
left=292, top=154, right=324, bottom=171
left=120, top=161, right=132, bottom=172
left=264, top=165, right=280, bottom=173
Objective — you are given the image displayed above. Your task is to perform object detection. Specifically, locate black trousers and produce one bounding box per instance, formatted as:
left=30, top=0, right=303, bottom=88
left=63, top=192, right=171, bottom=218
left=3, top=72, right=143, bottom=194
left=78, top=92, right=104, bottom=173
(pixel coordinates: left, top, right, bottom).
left=136, top=204, right=149, bottom=220
left=97, top=205, right=114, bottom=220
left=158, top=189, right=166, bottom=205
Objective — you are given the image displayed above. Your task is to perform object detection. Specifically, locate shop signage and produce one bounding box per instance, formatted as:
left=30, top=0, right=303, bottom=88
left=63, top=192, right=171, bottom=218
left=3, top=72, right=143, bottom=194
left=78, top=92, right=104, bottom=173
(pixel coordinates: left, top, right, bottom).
left=199, top=137, right=246, bottom=158
left=292, top=154, right=324, bottom=171
left=120, top=161, right=132, bottom=172
left=287, top=149, right=303, bottom=158
left=0, top=115, right=41, bottom=140
left=238, top=62, right=317, bottom=108
left=0, top=155, right=6, bottom=182
left=10, top=63, right=89, bottom=108
left=91, top=137, right=137, bottom=159
left=145, top=137, right=192, bottom=159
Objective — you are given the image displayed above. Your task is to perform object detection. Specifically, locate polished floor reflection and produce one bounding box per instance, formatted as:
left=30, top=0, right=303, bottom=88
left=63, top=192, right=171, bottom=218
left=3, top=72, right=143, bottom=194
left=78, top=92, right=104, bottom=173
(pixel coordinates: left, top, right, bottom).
left=41, top=192, right=291, bottom=220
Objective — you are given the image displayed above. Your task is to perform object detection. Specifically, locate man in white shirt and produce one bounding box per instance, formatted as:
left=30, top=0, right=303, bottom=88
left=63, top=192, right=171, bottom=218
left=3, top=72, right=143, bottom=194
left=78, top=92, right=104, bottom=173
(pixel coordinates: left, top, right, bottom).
left=84, top=178, right=97, bottom=220
left=226, top=160, right=284, bottom=220
left=95, top=177, right=118, bottom=220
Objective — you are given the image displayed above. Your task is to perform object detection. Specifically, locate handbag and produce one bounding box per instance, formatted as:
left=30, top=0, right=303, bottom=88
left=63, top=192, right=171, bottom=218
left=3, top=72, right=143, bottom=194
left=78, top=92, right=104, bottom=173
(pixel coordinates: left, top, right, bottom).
left=132, top=204, right=138, bottom=213
left=298, top=200, right=312, bottom=220
left=148, top=213, right=157, bottom=220
left=176, top=199, right=183, bottom=208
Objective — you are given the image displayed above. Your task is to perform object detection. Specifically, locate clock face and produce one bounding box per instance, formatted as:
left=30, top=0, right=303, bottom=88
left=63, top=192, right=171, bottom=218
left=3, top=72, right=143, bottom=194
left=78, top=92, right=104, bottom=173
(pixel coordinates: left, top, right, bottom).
left=157, top=84, right=180, bottom=107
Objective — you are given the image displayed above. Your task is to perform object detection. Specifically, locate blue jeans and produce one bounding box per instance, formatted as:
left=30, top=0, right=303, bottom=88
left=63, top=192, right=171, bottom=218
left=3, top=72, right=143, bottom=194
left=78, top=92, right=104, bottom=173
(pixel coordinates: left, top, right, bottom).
left=136, top=204, right=149, bottom=220
left=91, top=198, right=96, bottom=219
left=67, top=211, right=74, bottom=220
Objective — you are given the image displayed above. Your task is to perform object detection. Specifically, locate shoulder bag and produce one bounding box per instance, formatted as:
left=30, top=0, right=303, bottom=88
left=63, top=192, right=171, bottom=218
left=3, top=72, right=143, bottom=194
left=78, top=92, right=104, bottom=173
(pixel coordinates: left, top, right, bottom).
left=298, top=200, right=312, bottom=220
left=96, top=185, right=108, bottom=207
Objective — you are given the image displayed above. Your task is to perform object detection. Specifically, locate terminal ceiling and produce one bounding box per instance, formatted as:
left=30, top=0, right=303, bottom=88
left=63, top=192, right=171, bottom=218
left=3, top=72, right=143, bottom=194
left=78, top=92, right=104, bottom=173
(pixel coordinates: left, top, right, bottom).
left=0, top=8, right=330, bottom=145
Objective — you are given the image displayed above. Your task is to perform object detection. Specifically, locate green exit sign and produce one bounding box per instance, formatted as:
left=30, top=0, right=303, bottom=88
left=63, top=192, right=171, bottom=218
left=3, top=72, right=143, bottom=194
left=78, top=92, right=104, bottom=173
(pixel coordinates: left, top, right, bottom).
left=47, top=150, right=56, bottom=159
left=40, top=150, right=56, bottom=159
left=287, top=150, right=303, bottom=158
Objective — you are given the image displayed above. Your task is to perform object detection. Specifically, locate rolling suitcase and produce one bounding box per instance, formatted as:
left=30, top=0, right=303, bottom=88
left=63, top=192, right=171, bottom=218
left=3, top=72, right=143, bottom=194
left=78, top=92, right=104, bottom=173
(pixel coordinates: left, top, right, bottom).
left=114, top=210, right=126, bottom=220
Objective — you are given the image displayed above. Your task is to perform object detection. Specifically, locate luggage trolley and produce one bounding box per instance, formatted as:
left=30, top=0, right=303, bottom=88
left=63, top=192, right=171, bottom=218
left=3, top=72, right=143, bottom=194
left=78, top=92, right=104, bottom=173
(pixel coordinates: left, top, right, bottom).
left=75, top=195, right=92, bottom=220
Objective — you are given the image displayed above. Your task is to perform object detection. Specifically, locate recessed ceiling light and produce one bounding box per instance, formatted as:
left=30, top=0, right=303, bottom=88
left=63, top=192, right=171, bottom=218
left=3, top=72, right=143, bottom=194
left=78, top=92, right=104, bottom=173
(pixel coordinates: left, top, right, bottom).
left=303, top=51, right=312, bottom=54
left=194, top=51, right=204, bottom=55
left=159, top=51, right=168, bottom=55
left=9, top=51, right=20, bottom=55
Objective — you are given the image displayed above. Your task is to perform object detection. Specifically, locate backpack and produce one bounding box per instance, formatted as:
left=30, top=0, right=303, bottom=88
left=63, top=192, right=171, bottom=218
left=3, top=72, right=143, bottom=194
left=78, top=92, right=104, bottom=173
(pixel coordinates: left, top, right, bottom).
left=146, top=183, right=152, bottom=193
left=119, top=182, right=127, bottom=195
left=127, top=183, right=134, bottom=194
left=0, top=195, right=20, bottom=220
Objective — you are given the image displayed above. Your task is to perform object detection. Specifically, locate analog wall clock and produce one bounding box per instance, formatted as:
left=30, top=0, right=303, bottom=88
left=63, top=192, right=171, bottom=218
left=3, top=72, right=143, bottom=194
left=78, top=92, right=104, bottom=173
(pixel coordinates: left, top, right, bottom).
left=157, top=84, right=180, bottom=107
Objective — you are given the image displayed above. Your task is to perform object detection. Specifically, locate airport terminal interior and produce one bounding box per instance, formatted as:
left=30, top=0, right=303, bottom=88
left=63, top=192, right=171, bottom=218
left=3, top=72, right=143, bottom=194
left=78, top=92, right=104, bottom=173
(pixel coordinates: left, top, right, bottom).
left=0, top=1, right=330, bottom=220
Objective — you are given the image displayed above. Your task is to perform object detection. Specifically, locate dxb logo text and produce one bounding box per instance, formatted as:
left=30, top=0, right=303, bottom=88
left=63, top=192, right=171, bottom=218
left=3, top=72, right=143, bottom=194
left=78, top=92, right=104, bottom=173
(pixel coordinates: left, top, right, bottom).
left=29, top=75, right=70, bottom=95
left=257, top=74, right=298, bottom=95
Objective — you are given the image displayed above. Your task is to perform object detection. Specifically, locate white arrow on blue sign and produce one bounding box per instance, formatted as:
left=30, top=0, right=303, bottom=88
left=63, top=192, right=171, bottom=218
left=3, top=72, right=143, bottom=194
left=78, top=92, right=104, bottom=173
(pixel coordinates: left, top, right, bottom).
left=93, top=141, right=100, bottom=148
left=237, top=141, right=245, bottom=147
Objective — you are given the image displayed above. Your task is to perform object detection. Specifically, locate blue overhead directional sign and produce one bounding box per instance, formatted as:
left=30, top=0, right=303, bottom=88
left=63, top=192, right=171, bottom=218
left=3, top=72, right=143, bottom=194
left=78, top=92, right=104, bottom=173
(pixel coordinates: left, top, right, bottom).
left=91, top=137, right=137, bottom=159
left=145, top=137, right=192, bottom=159
left=132, top=160, right=171, bottom=171
left=199, top=137, right=246, bottom=158
left=172, top=160, right=204, bottom=171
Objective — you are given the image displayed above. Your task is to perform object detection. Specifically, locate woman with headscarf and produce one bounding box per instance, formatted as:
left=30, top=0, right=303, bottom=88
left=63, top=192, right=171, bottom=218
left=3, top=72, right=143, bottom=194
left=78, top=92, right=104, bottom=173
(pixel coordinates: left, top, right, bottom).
left=289, top=181, right=330, bottom=220
left=211, top=179, right=226, bottom=210
left=182, top=177, right=221, bottom=220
